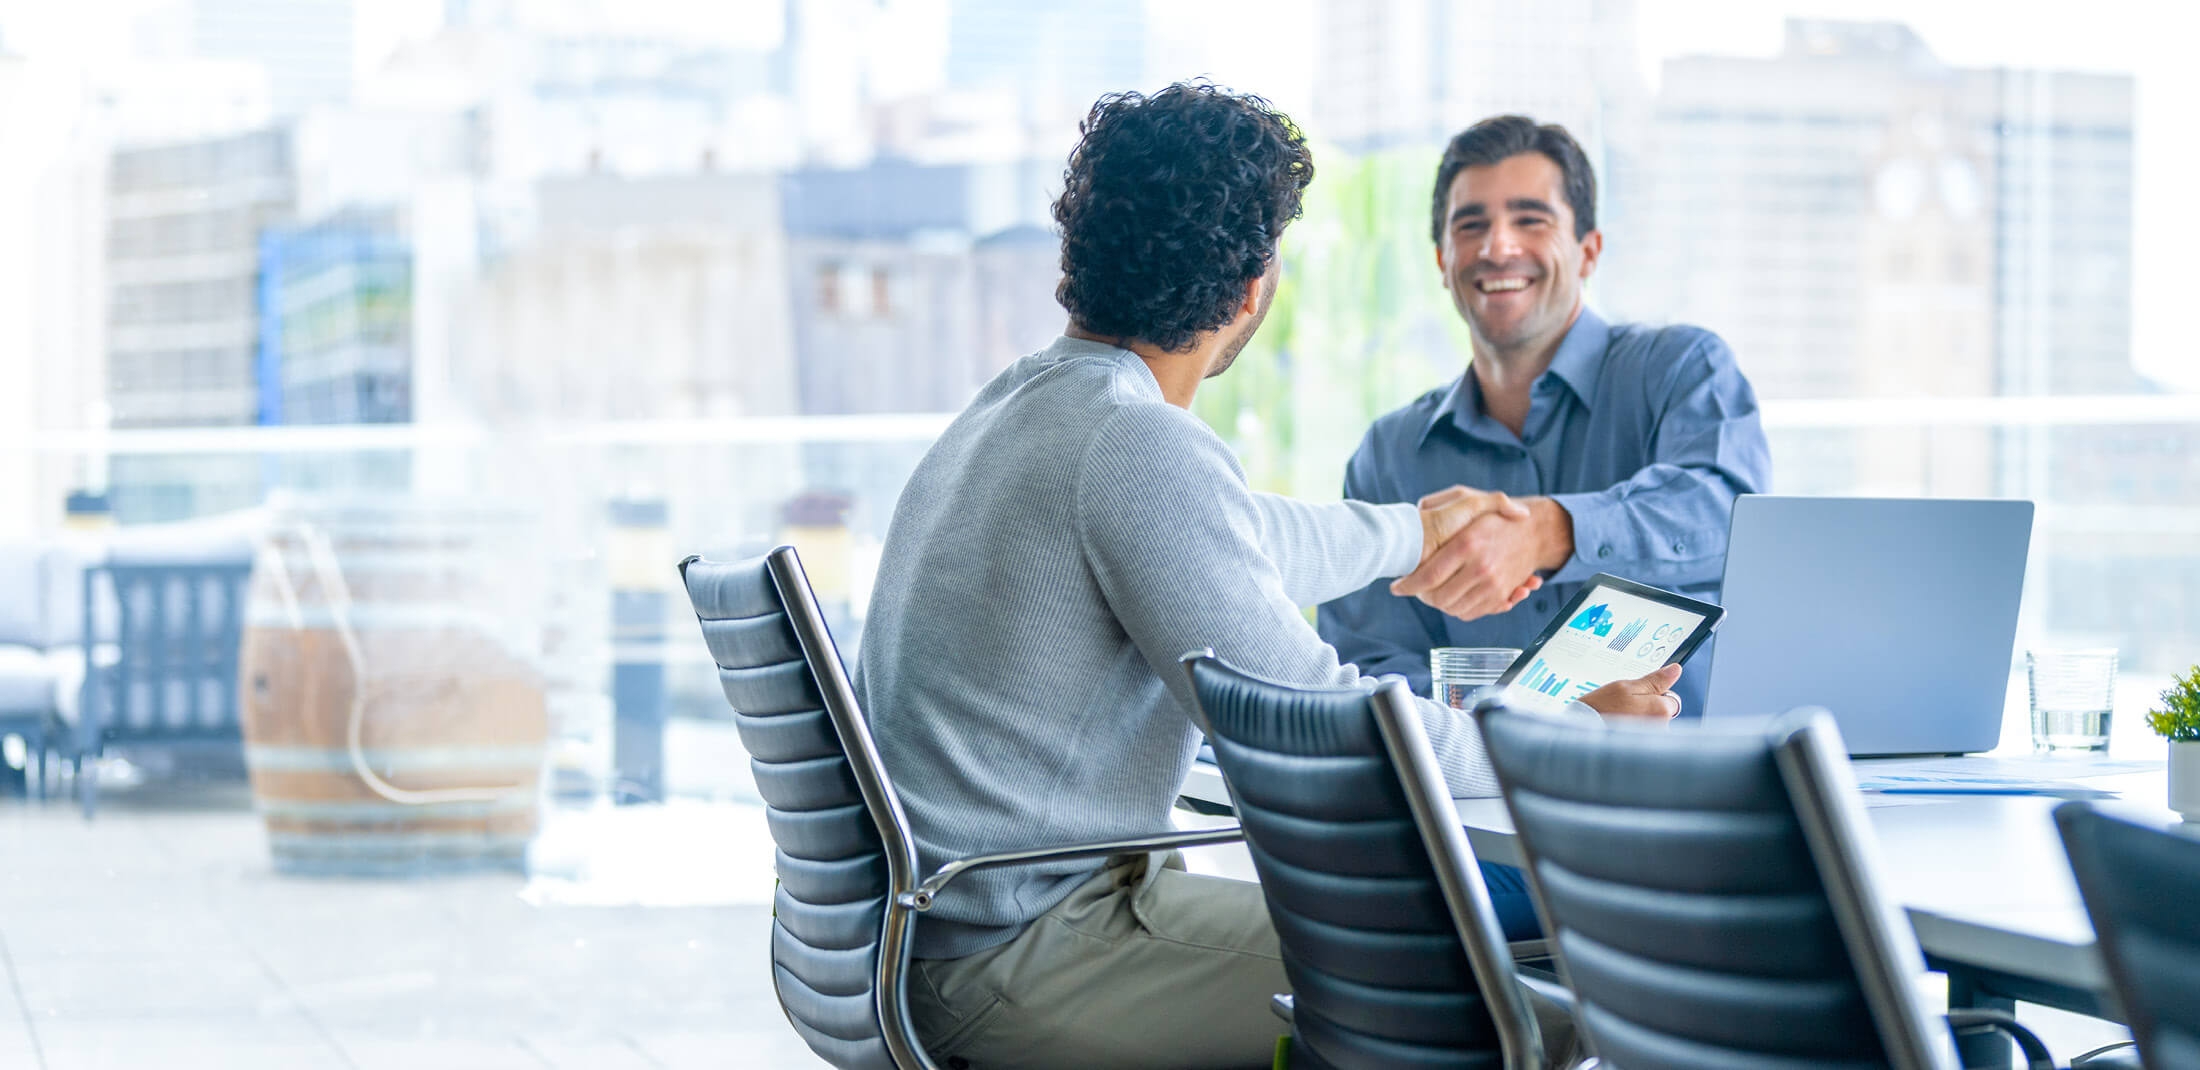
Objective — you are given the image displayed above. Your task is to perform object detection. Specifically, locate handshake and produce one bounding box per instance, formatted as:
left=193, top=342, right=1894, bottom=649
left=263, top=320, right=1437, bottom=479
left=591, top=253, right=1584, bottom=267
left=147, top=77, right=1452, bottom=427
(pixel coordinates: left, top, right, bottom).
left=1389, top=486, right=1680, bottom=720
left=1391, top=486, right=1557, bottom=624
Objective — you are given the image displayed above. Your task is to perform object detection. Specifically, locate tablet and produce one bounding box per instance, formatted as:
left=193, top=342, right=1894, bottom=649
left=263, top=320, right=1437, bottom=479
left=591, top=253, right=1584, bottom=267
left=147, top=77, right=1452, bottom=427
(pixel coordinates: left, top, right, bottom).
left=1497, top=573, right=1723, bottom=704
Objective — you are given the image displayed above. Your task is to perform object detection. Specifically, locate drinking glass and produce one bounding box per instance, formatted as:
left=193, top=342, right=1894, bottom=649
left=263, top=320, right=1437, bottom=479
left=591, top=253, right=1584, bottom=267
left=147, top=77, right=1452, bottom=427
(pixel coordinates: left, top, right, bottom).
left=2028, top=649, right=2117, bottom=752
left=1431, top=647, right=1522, bottom=711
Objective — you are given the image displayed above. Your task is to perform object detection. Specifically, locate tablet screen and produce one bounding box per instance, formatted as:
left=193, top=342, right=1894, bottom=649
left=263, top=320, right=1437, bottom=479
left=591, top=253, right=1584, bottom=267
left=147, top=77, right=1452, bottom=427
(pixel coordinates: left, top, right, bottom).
left=1501, top=575, right=1722, bottom=704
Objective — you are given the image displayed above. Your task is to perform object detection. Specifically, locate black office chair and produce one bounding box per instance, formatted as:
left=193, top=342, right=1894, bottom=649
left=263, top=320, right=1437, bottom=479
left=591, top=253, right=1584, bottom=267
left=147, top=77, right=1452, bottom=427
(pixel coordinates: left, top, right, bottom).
left=1181, top=650, right=1550, bottom=1070
left=1474, top=700, right=2061, bottom=1070
left=679, top=547, right=1243, bottom=1070
left=2056, top=802, right=2200, bottom=1070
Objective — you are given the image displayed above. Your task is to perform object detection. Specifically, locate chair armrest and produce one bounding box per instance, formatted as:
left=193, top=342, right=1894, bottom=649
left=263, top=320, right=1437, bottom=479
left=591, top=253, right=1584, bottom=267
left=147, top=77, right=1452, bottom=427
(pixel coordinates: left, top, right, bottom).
left=2070, top=1041, right=2141, bottom=1069
left=1516, top=971, right=1576, bottom=1016
left=899, top=825, right=1244, bottom=911
left=1946, top=1009, right=2054, bottom=1070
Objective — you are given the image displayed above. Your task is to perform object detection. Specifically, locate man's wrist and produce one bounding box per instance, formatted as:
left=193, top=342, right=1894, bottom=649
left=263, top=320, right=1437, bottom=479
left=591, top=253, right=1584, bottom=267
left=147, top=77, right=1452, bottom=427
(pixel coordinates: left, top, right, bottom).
left=1527, top=497, right=1575, bottom=572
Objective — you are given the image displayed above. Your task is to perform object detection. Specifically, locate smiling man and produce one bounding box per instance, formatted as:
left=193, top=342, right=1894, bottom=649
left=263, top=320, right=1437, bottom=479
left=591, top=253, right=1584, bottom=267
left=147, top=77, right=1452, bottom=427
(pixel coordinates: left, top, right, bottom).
left=1317, top=115, right=1773, bottom=722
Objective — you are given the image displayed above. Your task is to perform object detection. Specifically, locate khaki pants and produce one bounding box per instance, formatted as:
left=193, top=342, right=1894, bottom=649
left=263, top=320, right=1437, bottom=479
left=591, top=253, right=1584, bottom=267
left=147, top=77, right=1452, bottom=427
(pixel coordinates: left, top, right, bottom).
left=909, top=853, right=1287, bottom=1069
left=906, top=853, right=1580, bottom=1070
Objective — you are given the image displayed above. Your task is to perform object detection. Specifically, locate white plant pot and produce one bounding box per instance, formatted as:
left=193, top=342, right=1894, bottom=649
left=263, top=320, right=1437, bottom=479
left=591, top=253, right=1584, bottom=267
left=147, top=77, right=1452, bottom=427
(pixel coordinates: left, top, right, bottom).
left=2170, top=741, right=2200, bottom=821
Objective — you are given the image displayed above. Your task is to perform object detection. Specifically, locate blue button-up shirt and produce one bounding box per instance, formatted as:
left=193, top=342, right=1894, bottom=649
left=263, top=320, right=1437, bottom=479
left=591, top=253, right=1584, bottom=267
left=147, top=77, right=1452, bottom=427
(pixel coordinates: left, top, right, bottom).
left=1316, top=307, right=1771, bottom=718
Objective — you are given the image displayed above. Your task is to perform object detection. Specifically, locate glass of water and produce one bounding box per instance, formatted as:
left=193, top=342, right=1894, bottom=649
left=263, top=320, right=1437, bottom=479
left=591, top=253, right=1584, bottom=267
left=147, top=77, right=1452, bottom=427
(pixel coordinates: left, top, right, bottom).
left=2028, top=649, right=2118, bottom=752
left=1431, top=647, right=1522, bottom=711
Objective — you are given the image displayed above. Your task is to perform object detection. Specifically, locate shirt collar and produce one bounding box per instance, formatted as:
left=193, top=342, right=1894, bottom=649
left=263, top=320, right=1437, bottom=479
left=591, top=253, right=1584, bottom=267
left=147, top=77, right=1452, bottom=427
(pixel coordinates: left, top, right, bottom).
left=1544, top=305, right=1609, bottom=412
left=1422, top=306, right=1611, bottom=444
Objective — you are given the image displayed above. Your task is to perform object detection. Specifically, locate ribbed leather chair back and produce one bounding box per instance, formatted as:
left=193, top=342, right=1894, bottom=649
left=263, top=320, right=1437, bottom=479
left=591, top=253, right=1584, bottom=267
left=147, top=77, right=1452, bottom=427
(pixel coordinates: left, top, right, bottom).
left=1185, top=654, right=1530, bottom=1070
left=681, top=548, right=925, bottom=1070
left=1476, top=705, right=1953, bottom=1070
left=2056, top=803, right=2200, bottom=1070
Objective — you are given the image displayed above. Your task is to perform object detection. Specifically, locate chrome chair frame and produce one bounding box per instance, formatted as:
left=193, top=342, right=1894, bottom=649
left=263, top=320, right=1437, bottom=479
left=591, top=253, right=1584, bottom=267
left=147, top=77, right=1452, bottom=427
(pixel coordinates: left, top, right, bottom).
left=683, top=548, right=1241, bottom=1070
left=1371, top=677, right=1548, bottom=1070
left=1179, top=650, right=1547, bottom=1070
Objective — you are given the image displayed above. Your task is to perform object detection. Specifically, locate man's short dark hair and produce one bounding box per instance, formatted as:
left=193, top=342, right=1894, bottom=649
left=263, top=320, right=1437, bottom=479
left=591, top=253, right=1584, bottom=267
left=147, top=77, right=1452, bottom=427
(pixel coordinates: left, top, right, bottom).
left=1053, top=82, right=1313, bottom=353
left=1429, top=115, right=1597, bottom=244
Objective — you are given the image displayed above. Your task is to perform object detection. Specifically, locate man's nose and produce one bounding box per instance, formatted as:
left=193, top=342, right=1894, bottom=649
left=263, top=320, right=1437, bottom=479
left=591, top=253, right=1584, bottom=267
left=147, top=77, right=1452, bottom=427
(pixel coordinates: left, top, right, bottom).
left=1478, top=222, right=1523, bottom=260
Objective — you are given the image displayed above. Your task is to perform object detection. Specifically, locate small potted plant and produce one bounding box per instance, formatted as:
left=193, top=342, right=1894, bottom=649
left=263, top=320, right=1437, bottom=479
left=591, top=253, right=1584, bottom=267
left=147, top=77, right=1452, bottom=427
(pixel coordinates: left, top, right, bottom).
left=2145, top=665, right=2200, bottom=820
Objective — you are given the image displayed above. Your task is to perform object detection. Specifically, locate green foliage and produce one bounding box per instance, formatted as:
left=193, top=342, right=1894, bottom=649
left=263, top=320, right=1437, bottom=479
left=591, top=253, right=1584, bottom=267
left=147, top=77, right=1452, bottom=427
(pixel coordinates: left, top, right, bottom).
left=1192, top=145, right=1473, bottom=499
left=2145, top=665, right=2200, bottom=742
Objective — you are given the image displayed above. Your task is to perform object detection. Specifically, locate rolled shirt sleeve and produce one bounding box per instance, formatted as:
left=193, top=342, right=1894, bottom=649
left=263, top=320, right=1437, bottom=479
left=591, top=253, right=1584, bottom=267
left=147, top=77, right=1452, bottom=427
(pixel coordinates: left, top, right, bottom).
left=1547, top=332, right=1771, bottom=587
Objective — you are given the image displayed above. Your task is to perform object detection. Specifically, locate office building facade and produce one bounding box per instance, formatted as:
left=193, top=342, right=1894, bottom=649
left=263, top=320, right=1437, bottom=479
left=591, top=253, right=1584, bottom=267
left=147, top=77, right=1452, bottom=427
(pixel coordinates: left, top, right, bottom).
left=1310, top=0, right=1643, bottom=157
left=260, top=209, right=413, bottom=426
left=190, top=0, right=352, bottom=117
left=105, top=127, right=296, bottom=519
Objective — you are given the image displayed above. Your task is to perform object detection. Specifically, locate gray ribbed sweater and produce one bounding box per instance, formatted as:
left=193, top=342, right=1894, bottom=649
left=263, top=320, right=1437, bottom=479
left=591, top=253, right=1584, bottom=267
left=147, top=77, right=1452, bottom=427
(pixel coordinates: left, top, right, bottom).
left=854, top=336, right=1508, bottom=959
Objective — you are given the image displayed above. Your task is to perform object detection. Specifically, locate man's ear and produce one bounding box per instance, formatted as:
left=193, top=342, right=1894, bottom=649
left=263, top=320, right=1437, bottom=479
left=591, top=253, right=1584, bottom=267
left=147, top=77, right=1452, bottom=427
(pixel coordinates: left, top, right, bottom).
left=1240, top=272, right=1263, bottom=318
left=1578, top=229, right=1605, bottom=280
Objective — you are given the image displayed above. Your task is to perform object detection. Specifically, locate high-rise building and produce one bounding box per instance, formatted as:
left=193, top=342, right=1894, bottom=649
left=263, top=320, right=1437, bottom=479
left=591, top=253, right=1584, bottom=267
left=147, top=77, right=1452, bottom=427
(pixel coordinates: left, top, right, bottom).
left=107, top=127, right=296, bottom=430
left=185, top=0, right=354, bottom=118
left=780, top=158, right=1060, bottom=416
left=105, top=127, right=295, bottom=519
left=453, top=173, right=798, bottom=424
left=946, top=0, right=1145, bottom=119
left=1604, top=20, right=2190, bottom=668
left=260, top=209, right=413, bottom=426
left=1608, top=21, right=2134, bottom=402
left=1310, top=0, right=1644, bottom=157
left=1599, top=20, right=2135, bottom=495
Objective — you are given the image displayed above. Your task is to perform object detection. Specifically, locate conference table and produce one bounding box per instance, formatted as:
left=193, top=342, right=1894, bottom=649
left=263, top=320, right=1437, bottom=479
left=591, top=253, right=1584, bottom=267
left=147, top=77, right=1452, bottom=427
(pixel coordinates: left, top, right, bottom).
left=1179, top=753, right=2178, bottom=1066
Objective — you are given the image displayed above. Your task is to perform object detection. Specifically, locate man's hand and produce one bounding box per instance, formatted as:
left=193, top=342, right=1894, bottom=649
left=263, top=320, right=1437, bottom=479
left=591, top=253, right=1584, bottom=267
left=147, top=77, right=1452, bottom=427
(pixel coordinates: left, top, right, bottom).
left=1580, top=663, right=1683, bottom=720
left=1395, top=495, right=1572, bottom=622
left=1408, top=487, right=1540, bottom=615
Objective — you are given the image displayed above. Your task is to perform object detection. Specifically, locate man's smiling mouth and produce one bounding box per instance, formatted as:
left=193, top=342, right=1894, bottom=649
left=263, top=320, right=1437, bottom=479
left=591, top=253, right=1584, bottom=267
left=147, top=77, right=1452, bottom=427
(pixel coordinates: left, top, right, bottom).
left=1475, top=277, right=1532, bottom=294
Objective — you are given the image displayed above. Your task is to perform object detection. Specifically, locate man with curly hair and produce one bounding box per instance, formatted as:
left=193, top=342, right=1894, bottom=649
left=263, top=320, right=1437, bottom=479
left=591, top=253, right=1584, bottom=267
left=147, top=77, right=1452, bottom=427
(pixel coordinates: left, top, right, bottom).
left=854, top=85, right=1663, bottom=1068
left=1321, top=116, right=1772, bottom=734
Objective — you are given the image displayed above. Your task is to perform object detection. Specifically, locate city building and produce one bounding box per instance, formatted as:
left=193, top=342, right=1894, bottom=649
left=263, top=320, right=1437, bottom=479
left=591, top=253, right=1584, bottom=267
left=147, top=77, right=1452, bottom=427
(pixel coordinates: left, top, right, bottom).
left=107, top=127, right=296, bottom=430
left=1597, top=21, right=2132, bottom=495
left=780, top=157, right=1060, bottom=416
left=105, top=127, right=297, bottom=520
left=134, top=0, right=354, bottom=119
left=946, top=0, right=1145, bottom=121
left=260, top=209, right=413, bottom=426
left=1601, top=19, right=2189, bottom=668
left=453, top=173, right=798, bottom=424
left=1309, top=0, right=1645, bottom=158
left=186, top=0, right=352, bottom=119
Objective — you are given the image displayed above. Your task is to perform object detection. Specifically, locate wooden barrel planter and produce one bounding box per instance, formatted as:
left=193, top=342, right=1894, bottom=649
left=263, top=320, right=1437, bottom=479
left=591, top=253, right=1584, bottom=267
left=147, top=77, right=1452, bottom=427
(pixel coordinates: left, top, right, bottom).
left=239, top=503, right=549, bottom=876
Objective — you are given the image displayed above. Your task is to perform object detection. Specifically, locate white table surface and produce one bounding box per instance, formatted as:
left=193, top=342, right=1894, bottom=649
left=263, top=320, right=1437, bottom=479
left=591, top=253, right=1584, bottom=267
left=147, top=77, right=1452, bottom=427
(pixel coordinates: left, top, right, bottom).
left=1179, top=755, right=2180, bottom=997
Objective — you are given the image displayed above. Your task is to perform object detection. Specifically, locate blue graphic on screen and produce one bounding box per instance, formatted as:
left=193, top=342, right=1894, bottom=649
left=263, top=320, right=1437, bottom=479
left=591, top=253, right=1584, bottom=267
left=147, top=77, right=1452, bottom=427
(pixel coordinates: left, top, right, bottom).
left=1606, top=618, right=1646, bottom=651
left=1520, top=658, right=1573, bottom=697
left=1567, top=604, right=1613, bottom=636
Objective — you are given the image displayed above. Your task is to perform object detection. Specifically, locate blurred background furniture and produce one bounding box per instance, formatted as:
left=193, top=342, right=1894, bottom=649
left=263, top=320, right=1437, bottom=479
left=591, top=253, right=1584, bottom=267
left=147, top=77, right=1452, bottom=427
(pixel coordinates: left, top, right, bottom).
left=0, top=539, right=102, bottom=801
left=0, top=511, right=265, bottom=815
left=70, top=559, right=254, bottom=817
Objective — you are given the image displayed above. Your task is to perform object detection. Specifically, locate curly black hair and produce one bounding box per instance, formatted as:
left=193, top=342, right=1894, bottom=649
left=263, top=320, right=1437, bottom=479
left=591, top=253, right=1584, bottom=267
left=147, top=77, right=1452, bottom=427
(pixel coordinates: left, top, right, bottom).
left=1053, top=82, right=1313, bottom=353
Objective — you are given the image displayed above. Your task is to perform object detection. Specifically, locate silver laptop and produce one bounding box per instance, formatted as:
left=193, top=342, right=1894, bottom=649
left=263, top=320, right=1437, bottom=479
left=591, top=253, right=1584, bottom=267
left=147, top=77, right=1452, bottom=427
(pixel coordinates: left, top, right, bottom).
left=1704, top=495, right=2033, bottom=756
